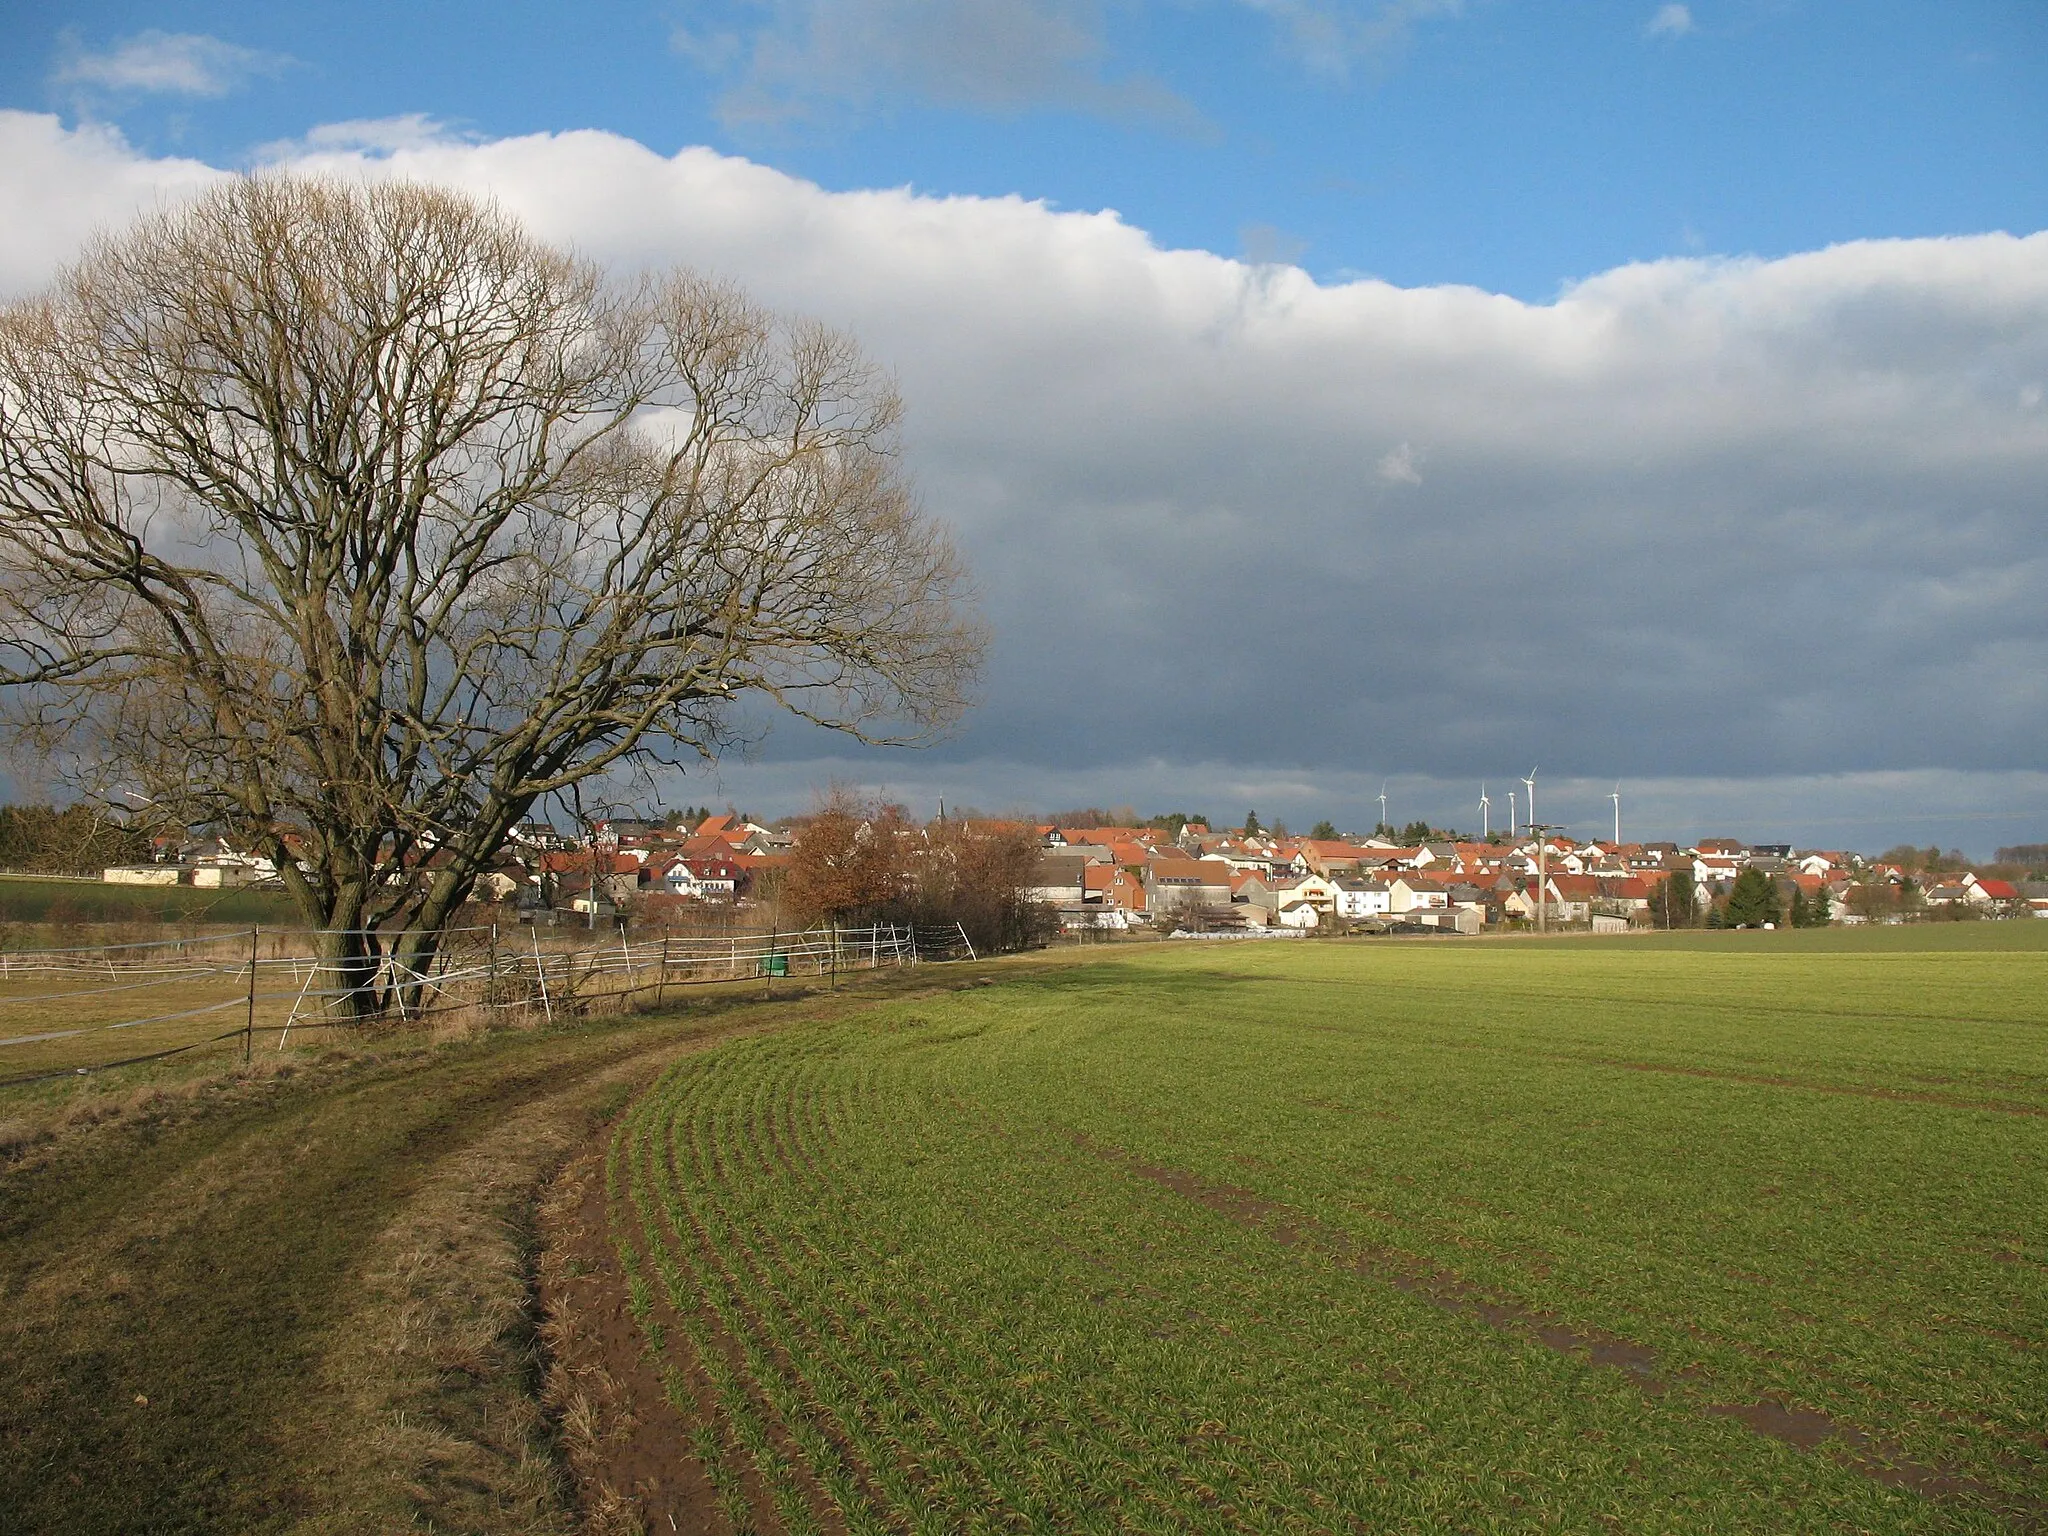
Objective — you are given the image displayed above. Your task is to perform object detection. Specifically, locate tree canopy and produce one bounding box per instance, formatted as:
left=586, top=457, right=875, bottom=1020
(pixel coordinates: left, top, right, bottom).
left=1723, top=867, right=1782, bottom=928
left=0, top=176, right=983, bottom=1010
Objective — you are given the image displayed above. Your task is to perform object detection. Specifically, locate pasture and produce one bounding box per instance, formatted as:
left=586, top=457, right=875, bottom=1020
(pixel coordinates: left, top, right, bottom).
left=611, top=929, right=2048, bottom=1532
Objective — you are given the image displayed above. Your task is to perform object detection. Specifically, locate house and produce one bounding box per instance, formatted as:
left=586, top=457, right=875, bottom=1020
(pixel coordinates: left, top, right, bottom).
left=1297, top=839, right=1380, bottom=876
left=663, top=858, right=740, bottom=901
left=1231, top=871, right=1278, bottom=911
left=1965, top=875, right=2020, bottom=907
left=1272, top=872, right=1341, bottom=915
left=1028, top=853, right=1093, bottom=906
left=1275, top=901, right=1321, bottom=929
left=1332, top=876, right=1393, bottom=919
left=1387, top=874, right=1450, bottom=914
left=1146, top=859, right=1236, bottom=913
left=1692, top=855, right=1742, bottom=890
left=1545, top=874, right=1603, bottom=922
left=1105, top=868, right=1155, bottom=913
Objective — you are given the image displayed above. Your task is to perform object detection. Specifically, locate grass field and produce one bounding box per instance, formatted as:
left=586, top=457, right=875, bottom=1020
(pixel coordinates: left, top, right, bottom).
left=0, top=871, right=302, bottom=928
left=613, top=928, right=2048, bottom=1532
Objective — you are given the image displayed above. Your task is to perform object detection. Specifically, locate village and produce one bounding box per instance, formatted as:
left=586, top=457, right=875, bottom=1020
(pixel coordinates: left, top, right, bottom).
left=95, top=809, right=2048, bottom=934
left=1024, top=821, right=2047, bottom=933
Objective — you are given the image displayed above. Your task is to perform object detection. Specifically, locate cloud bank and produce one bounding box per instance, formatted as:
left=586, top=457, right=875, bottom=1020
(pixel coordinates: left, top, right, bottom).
left=1, top=111, right=2044, bottom=847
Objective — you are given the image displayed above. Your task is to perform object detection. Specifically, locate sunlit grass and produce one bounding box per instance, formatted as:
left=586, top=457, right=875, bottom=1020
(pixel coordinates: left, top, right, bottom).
left=616, top=928, right=2048, bottom=1531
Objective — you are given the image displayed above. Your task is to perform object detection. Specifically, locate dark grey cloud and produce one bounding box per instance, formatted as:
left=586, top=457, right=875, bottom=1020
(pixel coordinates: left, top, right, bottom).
left=7, top=116, right=2047, bottom=846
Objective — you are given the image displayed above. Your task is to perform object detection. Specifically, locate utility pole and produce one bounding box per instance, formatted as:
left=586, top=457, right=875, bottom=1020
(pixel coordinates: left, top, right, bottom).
left=1527, top=823, right=1563, bottom=934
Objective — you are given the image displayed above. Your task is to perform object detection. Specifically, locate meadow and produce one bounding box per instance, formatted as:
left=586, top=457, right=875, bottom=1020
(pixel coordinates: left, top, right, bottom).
left=0, top=871, right=302, bottom=928
left=613, top=928, right=2048, bottom=1532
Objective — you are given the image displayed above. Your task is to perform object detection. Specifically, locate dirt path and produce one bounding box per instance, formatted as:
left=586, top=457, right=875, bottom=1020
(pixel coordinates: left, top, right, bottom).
left=0, top=960, right=1027, bottom=1535
left=0, top=1004, right=786, bottom=1534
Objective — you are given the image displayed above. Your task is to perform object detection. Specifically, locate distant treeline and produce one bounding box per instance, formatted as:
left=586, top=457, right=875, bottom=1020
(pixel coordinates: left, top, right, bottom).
left=0, top=804, right=151, bottom=877
left=1995, top=844, right=2048, bottom=870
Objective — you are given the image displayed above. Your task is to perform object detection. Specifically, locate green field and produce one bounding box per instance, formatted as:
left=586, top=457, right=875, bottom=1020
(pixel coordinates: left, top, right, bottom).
left=0, top=872, right=301, bottom=928
left=614, top=930, right=2048, bottom=1532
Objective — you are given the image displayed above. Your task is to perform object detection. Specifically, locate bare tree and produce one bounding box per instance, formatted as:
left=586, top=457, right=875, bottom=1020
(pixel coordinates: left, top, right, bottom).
left=0, top=177, right=983, bottom=1015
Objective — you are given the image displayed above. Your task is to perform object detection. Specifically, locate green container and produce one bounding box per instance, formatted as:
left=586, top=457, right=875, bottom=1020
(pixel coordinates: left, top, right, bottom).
left=762, top=951, right=789, bottom=976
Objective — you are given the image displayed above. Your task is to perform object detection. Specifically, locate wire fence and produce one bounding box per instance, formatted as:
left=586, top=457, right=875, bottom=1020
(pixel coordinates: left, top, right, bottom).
left=0, top=920, right=977, bottom=1089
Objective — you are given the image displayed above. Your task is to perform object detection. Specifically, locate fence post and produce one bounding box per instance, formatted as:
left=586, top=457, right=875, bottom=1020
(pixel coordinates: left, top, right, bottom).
left=532, top=927, right=553, bottom=1024
left=766, top=925, right=777, bottom=998
left=245, top=926, right=257, bottom=1063
left=488, top=923, right=498, bottom=1011
left=656, top=935, right=670, bottom=1009
left=955, top=920, right=976, bottom=962
left=829, top=922, right=838, bottom=991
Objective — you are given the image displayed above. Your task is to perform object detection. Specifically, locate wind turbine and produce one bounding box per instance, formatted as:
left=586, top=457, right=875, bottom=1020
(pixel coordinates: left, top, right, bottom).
left=1508, top=789, right=1516, bottom=841
left=1609, top=783, right=1622, bottom=847
left=1521, top=768, right=1538, bottom=839
left=1478, top=783, right=1492, bottom=839
left=1378, top=783, right=1389, bottom=834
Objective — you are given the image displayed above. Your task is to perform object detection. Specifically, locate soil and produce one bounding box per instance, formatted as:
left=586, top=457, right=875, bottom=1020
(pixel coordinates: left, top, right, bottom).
left=538, top=1143, right=747, bottom=1535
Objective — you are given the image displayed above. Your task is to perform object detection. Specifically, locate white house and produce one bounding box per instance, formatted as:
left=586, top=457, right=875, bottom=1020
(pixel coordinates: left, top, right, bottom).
left=1272, top=872, right=1341, bottom=915
left=1387, top=875, right=1449, bottom=914
left=1332, top=877, right=1393, bottom=919
left=663, top=858, right=739, bottom=901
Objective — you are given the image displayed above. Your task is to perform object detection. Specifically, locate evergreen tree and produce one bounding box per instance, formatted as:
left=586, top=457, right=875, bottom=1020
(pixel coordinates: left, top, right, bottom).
left=1310, top=820, right=1339, bottom=840
left=1812, top=885, right=1834, bottom=925
left=1724, top=866, right=1782, bottom=927
left=1788, top=887, right=1810, bottom=928
left=1401, top=820, right=1434, bottom=843
left=1243, top=809, right=1261, bottom=836
left=1658, top=869, right=1697, bottom=928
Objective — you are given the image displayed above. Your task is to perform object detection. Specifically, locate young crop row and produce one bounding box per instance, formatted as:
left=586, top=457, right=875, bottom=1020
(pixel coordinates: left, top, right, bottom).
left=605, top=938, right=2045, bottom=1530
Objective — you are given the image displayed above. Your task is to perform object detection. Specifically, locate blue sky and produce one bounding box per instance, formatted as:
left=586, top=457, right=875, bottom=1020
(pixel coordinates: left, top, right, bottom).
left=2, top=3, right=2046, bottom=850
left=9, top=2, right=2045, bottom=297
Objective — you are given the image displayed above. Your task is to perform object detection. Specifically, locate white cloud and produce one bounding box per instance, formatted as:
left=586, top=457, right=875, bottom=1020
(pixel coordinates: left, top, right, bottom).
left=1234, top=0, right=1466, bottom=80
left=2, top=113, right=2046, bottom=849
left=0, top=113, right=222, bottom=296
left=671, top=0, right=1467, bottom=127
left=253, top=114, right=467, bottom=162
left=51, top=30, right=291, bottom=99
left=1646, top=4, right=1694, bottom=39
left=1375, top=441, right=1423, bottom=484
left=677, top=0, right=1202, bottom=131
